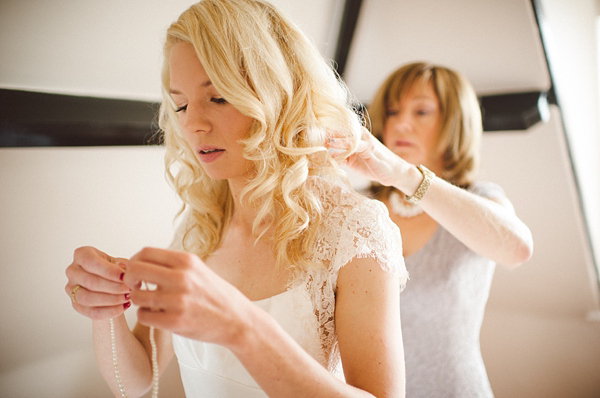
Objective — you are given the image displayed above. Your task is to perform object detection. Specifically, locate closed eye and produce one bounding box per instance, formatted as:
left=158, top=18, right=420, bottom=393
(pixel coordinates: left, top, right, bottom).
left=211, top=97, right=227, bottom=104
left=175, top=104, right=187, bottom=113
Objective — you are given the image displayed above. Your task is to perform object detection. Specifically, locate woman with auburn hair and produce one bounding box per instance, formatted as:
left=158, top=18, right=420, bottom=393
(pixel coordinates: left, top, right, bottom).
left=330, top=62, right=533, bottom=397
left=65, top=1, right=407, bottom=397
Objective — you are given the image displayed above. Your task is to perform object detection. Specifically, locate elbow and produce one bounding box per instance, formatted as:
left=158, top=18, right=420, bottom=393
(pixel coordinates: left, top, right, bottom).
left=515, top=239, right=534, bottom=266
left=504, top=233, right=534, bottom=269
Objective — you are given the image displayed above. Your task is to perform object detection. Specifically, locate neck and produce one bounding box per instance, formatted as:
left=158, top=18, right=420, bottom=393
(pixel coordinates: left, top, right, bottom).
left=227, top=178, right=263, bottom=234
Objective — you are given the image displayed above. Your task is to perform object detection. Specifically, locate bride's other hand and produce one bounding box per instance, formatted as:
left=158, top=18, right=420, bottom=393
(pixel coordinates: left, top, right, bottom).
left=125, top=247, right=253, bottom=348
left=65, top=246, right=132, bottom=320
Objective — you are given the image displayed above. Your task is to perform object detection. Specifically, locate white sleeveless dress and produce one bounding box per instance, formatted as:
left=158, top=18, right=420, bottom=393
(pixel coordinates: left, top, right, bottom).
left=171, top=178, right=408, bottom=397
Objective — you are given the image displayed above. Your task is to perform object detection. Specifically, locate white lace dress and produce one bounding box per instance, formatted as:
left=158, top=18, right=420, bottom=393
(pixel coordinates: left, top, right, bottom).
left=402, top=181, right=505, bottom=398
left=171, top=178, right=408, bottom=397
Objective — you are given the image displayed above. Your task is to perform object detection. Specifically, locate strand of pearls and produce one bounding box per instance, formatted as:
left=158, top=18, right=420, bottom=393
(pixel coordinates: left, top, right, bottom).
left=389, top=191, right=424, bottom=218
left=149, top=325, right=159, bottom=397
left=110, top=318, right=159, bottom=398
left=110, top=318, right=128, bottom=398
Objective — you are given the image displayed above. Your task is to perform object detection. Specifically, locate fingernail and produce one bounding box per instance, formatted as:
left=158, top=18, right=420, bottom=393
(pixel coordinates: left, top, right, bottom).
left=123, top=301, right=131, bottom=309
left=124, top=293, right=131, bottom=300
left=119, top=272, right=124, bottom=281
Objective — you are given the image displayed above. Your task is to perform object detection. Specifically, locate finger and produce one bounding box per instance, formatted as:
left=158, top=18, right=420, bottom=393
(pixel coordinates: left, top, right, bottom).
left=66, top=284, right=131, bottom=307
left=130, top=288, right=167, bottom=311
left=135, top=295, right=194, bottom=331
left=74, top=247, right=127, bottom=283
left=130, top=247, right=199, bottom=271
left=124, top=257, right=185, bottom=291
left=325, top=136, right=352, bottom=150
left=66, top=264, right=131, bottom=294
left=361, top=126, right=372, bottom=139
left=326, top=130, right=346, bottom=140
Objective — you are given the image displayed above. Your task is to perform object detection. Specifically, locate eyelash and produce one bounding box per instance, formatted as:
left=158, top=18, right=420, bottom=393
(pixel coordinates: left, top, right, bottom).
left=385, top=109, right=432, bottom=117
left=174, top=98, right=227, bottom=113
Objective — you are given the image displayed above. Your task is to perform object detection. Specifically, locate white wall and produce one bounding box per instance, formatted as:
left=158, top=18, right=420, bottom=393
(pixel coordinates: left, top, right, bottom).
left=0, top=146, right=185, bottom=396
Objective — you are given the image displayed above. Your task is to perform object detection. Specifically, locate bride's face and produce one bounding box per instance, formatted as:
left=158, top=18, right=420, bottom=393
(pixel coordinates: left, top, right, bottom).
left=169, top=41, right=255, bottom=182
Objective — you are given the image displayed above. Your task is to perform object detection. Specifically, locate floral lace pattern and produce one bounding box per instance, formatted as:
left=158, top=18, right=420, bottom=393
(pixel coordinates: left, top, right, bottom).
left=297, top=177, right=407, bottom=373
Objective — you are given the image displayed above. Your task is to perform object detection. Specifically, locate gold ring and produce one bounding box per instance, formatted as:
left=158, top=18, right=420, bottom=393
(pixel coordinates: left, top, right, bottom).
left=71, top=285, right=82, bottom=303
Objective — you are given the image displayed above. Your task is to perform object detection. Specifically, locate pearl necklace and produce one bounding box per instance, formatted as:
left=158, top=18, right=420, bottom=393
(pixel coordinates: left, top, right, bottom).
left=110, top=318, right=159, bottom=398
left=388, top=191, right=424, bottom=218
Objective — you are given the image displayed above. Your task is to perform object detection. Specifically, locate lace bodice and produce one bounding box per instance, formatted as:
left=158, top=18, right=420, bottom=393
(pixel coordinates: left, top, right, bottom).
left=171, top=177, right=407, bottom=396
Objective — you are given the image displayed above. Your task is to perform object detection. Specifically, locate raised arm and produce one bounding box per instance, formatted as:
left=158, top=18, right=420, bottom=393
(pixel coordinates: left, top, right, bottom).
left=332, top=128, right=533, bottom=268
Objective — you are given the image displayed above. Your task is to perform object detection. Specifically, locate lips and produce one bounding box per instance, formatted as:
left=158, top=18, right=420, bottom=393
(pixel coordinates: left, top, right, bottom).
left=196, top=146, right=225, bottom=163
left=394, top=140, right=413, bottom=147
left=199, top=148, right=224, bottom=154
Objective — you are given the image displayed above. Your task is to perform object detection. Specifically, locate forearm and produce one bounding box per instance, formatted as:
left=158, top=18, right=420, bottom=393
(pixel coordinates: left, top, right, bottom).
left=92, top=316, right=158, bottom=397
left=229, top=307, right=374, bottom=398
left=407, top=175, right=533, bottom=267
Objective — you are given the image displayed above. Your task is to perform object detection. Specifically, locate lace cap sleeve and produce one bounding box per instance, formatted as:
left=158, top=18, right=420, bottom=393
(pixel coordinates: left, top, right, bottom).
left=331, top=194, right=408, bottom=291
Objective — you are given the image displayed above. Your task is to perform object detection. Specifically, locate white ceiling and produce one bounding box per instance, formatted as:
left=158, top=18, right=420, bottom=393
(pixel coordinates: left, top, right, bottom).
left=344, top=0, right=552, bottom=101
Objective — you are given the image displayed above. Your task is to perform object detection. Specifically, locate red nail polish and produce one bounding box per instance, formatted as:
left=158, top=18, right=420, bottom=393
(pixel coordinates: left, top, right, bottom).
left=124, top=293, right=131, bottom=300
left=119, top=272, right=124, bottom=281
left=123, top=301, right=131, bottom=309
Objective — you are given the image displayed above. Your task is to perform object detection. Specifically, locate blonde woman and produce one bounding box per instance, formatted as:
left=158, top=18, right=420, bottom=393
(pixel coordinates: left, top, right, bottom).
left=65, top=1, right=407, bottom=397
left=331, top=63, right=533, bottom=397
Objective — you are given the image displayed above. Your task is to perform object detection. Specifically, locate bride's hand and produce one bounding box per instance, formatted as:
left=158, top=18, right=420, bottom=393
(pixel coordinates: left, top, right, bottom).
left=65, top=246, right=132, bottom=320
left=124, top=247, right=254, bottom=347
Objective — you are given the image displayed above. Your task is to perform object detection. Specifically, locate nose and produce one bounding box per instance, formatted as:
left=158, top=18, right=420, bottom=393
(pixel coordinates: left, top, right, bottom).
left=180, top=103, right=212, bottom=134
left=387, top=111, right=412, bottom=134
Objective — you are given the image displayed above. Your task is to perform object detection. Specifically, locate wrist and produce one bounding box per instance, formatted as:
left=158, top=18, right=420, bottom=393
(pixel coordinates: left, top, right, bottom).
left=226, top=304, right=283, bottom=362
left=225, top=303, right=265, bottom=355
left=392, top=163, right=423, bottom=196
left=404, top=165, right=435, bottom=204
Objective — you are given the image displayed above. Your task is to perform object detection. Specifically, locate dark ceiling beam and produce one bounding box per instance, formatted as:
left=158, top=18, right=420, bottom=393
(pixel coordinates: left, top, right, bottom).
left=480, top=91, right=550, bottom=131
left=0, top=89, right=160, bottom=147
left=333, top=0, right=363, bottom=77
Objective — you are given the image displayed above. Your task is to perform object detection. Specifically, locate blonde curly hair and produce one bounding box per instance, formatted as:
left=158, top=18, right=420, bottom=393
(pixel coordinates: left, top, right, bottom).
left=158, top=0, right=363, bottom=271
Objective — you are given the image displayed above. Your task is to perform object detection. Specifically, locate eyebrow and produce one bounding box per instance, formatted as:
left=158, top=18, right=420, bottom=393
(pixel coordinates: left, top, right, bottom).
left=169, top=80, right=213, bottom=95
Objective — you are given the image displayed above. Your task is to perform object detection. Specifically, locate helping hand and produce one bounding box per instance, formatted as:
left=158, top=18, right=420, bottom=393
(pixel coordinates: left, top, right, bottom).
left=327, top=127, right=412, bottom=187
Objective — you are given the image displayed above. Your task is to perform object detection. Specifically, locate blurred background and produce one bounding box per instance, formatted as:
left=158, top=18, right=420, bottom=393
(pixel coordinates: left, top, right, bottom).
left=1, top=0, right=599, bottom=397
